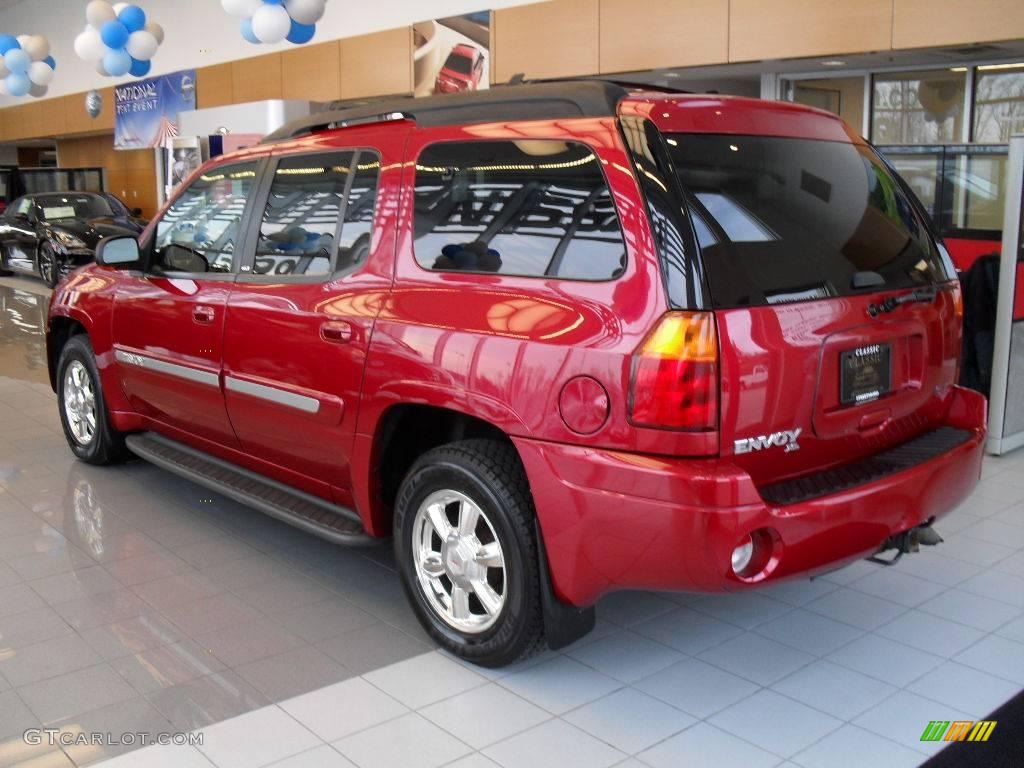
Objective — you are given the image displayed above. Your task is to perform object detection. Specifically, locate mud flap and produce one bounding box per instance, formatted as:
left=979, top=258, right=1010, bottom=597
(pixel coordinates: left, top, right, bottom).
left=534, top=519, right=595, bottom=650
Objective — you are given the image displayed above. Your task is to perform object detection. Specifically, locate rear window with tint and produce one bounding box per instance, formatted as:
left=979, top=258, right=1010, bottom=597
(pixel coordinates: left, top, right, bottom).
left=666, top=134, right=952, bottom=308
left=413, top=140, right=627, bottom=281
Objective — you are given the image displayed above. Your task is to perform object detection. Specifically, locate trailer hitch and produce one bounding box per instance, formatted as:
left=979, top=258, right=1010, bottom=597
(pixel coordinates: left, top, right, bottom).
left=867, top=519, right=943, bottom=566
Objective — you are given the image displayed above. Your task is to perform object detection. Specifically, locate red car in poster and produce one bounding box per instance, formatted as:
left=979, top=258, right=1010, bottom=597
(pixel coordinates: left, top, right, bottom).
left=434, top=43, right=484, bottom=93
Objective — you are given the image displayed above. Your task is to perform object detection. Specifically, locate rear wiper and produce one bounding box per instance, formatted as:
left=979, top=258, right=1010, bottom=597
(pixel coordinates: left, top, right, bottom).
left=868, top=286, right=938, bottom=317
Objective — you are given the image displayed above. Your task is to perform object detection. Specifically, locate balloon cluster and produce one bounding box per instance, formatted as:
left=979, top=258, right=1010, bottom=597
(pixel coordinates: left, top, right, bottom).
left=74, top=1, right=165, bottom=79
left=222, top=0, right=327, bottom=46
left=0, top=34, right=55, bottom=98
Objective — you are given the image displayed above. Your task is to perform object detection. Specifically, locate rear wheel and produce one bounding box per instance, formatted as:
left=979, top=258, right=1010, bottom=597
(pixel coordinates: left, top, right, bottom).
left=394, top=439, right=544, bottom=667
left=57, top=335, right=128, bottom=465
left=37, top=242, right=60, bottom=288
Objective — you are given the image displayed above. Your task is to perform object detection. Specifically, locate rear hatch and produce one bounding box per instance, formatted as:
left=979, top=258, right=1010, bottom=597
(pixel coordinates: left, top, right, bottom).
left=661, top=131, right=961, bottom=488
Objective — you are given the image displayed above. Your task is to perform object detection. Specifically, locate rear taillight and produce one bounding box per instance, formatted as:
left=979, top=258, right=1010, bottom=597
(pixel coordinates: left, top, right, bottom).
left=629, top=311, right=719, bottom=431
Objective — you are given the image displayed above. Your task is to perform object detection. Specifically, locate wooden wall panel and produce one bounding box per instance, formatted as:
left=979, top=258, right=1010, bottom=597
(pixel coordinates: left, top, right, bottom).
left=494, top=0, right=599, bottom=83
left=232, top=53, right=283, bottom=103
left=600, top=0, right=728, bottom=73
left=39, top=97, right=67, bottom=137
left=197, top=62, right=234, bottom=108
left=893, top=0, right=1024, bottom=48
left=729, top=0, right=893, bottom=62
left=340, top=28, right=412, bottom=99
left=282, top=41, right=342, bottom=102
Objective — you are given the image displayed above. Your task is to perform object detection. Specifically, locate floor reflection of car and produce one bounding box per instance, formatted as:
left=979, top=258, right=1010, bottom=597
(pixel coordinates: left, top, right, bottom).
left=0, top=192, right=140, bottom=288
left=0, top=283, right=48, bottom=374
left=434, top=43, right=484, bottom=93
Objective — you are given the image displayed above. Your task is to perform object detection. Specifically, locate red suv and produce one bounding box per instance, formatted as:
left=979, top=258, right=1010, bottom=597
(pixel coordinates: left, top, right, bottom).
left=47, top=82, right=986, bottom=666
left=434, top=43, right=484, bottom=93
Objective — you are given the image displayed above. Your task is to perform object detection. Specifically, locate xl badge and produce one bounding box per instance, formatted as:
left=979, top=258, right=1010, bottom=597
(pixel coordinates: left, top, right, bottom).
left=734, top=428, right=802, bottom=454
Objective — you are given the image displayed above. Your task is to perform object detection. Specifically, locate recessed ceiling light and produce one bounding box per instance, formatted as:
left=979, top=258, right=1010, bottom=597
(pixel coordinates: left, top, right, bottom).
left=949, top=67, right=968, bottom=72
left=821, top=60, right=846, bottom=67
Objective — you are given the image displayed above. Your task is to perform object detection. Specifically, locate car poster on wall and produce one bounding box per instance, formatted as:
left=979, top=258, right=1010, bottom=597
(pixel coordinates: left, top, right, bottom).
left=114, top=69, right=197, bottom=150
left=413, top=12, right=491, bottom=98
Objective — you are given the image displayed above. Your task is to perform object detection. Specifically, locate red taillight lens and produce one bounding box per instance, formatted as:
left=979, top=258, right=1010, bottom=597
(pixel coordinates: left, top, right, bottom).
left=629, top=311, right=719, bottom=431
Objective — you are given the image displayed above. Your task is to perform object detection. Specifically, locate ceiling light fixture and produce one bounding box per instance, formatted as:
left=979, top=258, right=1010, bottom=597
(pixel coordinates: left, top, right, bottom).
left=821, top=60, right=846, bottom=67
left=978, top=62, right=1024, bottom=71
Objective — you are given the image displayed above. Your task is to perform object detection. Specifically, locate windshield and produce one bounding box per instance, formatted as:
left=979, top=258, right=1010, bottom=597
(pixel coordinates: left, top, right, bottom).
left=35, top=194, right=114, bottom=221
left=665, top=134, right=951, bottom=308
left=443, top=51, right=473, bottom=76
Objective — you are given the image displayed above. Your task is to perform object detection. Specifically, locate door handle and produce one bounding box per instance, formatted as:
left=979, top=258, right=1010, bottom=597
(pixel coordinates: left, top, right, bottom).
left=321, top=320, right=353, bottom=344
left=193, top=305, right=216, bottom=324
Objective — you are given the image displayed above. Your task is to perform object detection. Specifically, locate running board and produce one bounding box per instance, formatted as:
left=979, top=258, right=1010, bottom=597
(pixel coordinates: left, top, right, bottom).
left=124, top=432, right=376, bottom=547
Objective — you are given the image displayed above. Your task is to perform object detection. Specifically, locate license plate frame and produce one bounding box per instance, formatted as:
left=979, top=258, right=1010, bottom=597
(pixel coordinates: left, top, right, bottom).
left=840, top=343, right=892, bottom=405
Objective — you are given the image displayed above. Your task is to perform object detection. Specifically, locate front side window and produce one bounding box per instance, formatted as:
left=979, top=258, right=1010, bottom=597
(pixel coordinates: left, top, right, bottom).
left=667, top=134, right=951, bottom=308
left=413, top=140, right=626, bottom=281
left=153, top=162, right=258, bottom=274
left=254, top=150, right=379, bottom=277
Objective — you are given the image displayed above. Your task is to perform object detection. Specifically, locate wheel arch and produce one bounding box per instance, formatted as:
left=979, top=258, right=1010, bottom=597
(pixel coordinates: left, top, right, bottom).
left=47, top=315, right=89, bottom=392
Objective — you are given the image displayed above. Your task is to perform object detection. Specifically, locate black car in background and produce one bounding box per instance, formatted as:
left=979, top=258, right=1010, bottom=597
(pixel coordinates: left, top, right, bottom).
left=0, top=192, right=144, bottom=287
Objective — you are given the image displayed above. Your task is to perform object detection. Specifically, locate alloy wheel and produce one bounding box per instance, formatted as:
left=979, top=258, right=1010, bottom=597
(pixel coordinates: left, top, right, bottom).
left=63, top=360, right=97, bottom=445
left=412, top=488, right=507, bottom=633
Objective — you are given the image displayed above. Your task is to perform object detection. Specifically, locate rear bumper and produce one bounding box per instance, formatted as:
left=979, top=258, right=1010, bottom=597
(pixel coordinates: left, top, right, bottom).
left=515, top=386, right=987, bottom=607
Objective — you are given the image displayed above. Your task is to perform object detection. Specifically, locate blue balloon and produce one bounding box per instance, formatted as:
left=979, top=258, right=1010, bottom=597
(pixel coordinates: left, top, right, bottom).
left=100, top=20, right=130, bottom=49
left=240, top=18, right=260, bottom=44
left=118, top=5, right=147, bottom=33
left=286, top=20, right=316, bottom=44
left=103, top=47, right=132, bottom=76
left=6, top=72, right=30, bottom=97
left=0, top=34, right=19, bottom=55
left=263, top=0, right=286, bottom=4
left=4, top=48, right=30, bottom=75
left=43, top=55, right=56, bottom=69
left=129, top=57, right=151, bottom=77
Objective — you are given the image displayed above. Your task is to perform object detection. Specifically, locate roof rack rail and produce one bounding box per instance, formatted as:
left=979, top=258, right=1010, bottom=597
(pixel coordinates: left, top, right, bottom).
left=262, top=80, right=630, bottom=144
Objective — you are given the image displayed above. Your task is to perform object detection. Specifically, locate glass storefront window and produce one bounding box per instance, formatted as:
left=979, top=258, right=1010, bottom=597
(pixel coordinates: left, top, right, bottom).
left=973, top=64, right=1024, bottom=143
left=871, top=70, right=966, bottom=144
left=946, top=153, right=1008, bottom=231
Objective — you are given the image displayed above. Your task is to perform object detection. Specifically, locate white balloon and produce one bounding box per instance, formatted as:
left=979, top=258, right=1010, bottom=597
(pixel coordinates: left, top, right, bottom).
left=285, top=0, right=326, bottom=25
left=221, top=0, right=263, bottom=17
left=112, top=2, right=129, bottom=15
left=96, top=59, right=111, bottom=76
left=22, top=35, right=50, bottom=61
left=144, top=21, right=164, bottom=45
left=27, top=60, right=54, bottom=86
left=251, top=4, right=291, bottom=44
left=126, top=30, right=158, bottom=61
left=74, top=27, right=107, bottom=62
left=16, top=34, right=29, bottom=46
left=86, top=1, right=116, bottom=28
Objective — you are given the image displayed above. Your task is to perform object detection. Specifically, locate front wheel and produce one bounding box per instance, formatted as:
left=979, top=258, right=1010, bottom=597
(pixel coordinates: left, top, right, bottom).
left=37, top=242, right=60, bottom=288
left=394, top=439, right=544, bottom=667
left=56, top=335, right=129, bottom=465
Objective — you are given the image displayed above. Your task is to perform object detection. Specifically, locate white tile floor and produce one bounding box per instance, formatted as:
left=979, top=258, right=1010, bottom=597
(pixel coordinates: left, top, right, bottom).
left=0, top=275, right=1021, bottom=768
left=85, top=449, right=1024, bottom=768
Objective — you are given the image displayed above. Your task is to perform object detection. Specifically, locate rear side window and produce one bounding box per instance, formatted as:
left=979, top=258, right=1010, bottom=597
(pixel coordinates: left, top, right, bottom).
left=413, top=140, right=626, bottom=281
left=666, top=134, right=952, bottom=307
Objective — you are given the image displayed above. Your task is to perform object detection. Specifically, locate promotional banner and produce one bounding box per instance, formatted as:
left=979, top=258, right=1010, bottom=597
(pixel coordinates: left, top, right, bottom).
left=413, top=12, right=490, bottom=98
left=114, top=69, right=196, bottom=150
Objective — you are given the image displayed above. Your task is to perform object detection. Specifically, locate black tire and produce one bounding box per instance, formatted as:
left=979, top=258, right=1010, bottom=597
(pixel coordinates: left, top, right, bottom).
left=394, top=439, right=544, bottom=667
left=56, top=335, right=129, bottom=465
left=38, top=241, right=60, bottom=288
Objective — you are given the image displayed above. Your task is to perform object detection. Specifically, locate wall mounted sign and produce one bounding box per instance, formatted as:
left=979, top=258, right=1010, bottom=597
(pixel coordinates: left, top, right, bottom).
left=114, top=69, right=195, bottom=149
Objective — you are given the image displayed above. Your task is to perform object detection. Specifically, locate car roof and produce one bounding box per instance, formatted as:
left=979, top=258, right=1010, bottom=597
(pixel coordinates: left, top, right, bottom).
left=449, top=43, right=478, bottom=57
left=261, top=80, right=853, bottom=146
